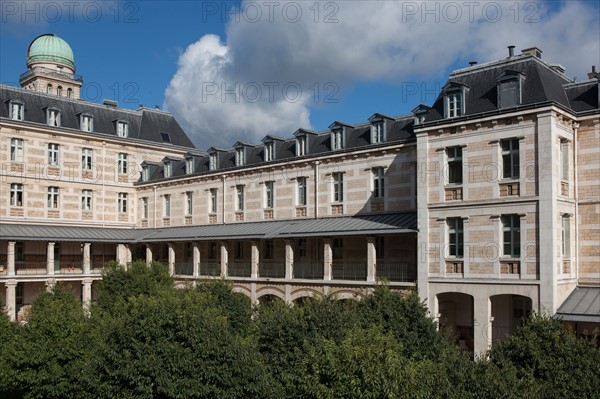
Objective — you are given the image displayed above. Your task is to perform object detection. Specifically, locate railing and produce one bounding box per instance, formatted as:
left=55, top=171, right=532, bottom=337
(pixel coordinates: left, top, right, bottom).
left=54, top=260, right=83, bottom=275
left=332, top=262, right=367, bottom=281
left=228, top=262, right=251, bottom=278
left=200, top=262, right=220, bottom=277
left=259, top=262, right=285, bottom=278
left=174, top=262, right=194, bottom=276
left=15, top=261, right=47, bottom=275
left=20, top=67, right=83, bottom=83
left=376, top=262, right=416, bottom=282
left=293, top=262, right=324, bottom=280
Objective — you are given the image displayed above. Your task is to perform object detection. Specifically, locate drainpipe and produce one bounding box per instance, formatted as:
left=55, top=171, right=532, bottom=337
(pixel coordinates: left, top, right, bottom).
left=314, top=161, right=320, bottom=219
left=153, top=185, right=157, bottom=229
left=572, top=122, right=580, bottom=282
left=221, top=175, right=226, bottom=224
left=101, top=141, right=106, bottom=228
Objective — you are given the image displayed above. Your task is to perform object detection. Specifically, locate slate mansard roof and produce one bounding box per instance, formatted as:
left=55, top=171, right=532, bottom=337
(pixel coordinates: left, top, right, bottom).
left=423, top=53, right=599, bottom=124
left=0, top=85, right=195, bottom=148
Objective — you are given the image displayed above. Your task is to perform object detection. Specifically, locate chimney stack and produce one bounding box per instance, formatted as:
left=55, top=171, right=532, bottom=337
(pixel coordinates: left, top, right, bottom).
left=588, top=65, right=597, bottom=79
left=521, top=47, right=542, bottom=58
left=469, top=61, right=478, bottom=66
left=508, top=45, right=515, bottom=57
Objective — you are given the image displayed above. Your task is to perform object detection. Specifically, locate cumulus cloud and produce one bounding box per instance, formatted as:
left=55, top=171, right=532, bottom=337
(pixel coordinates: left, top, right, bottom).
left=165, top=1, right=600, bottom=148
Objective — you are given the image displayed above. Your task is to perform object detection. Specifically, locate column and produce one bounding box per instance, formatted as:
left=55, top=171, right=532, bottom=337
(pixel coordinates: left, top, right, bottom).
left=192, top=243, right=200, bottom=277
left=45, top=279, right=56, bottom=292
left=7, top=241, right=15, bottom=276
left=82, top=278, right=92, bottom=312
left=83, top=243, right=91, bottom=274
left=47, top=242, right=55, bottom=275
left=250, top=241, right=259, bottom=279
left=5, top=281, right=17, bottom=321
left=473, top=294, right=492, bottom=357
left=145, top=244, right=153, bottom=265
left=366, top=237, right=376, bottom=282
left=116, top=243, right=128, bottom=266
left=285, top=240, right=294, bottom=280
left=125, top=244, right=132, bottom=264
left=168, top=243, right=175, bottom=275
left=220, top=242, right=228, bottom=277
left=323, top=239, right=333, bottom=281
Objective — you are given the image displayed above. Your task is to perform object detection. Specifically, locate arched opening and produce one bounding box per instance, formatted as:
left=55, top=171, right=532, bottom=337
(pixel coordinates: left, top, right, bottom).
left=491, top=294, right=532, bottom=345
left=258, top=294, right=283, bottom=305
left=437, top=292, right=474, bottom=352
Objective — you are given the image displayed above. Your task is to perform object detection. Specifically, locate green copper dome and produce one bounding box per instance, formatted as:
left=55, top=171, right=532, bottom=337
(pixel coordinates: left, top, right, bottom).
left=27, top=34, right=75, bottom=70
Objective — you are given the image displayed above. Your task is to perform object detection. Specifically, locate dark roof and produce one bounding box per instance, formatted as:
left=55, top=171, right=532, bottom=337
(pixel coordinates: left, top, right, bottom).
left=555, top=287, right=600, bottom=323
left=0, top=213, right=417, bottom=243
left=564, top=80, right=600, bottom=112
left=0, top=85, right=195, bottom=148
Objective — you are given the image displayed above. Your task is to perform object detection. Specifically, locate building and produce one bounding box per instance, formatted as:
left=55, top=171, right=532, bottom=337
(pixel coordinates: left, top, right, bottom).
left=1, top=35, right=598, bottom=355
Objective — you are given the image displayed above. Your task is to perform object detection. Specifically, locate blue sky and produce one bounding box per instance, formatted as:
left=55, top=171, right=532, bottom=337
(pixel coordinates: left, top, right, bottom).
left=1, top=1, right=599, bottom=148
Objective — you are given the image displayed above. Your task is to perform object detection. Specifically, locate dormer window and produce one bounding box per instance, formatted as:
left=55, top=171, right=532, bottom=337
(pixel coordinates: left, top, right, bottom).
left=296, top=135, right=307, bottom=156
left=164, top=161, right=172, bottom=178
left=411, top=105, right=430, bottom=126
left=116, top=120, right=129, bottom=137
left=209, top=153, right=218, bottom=171
left=497, top=71, right=523, bottom=109
left=443, top=83, right=467, bottom=119
left=236, top=147, right=245, bottom=166
left=264, top=142, right=274, bottom=161
left=9, top=100, right=24, bottom=121
left=80, top=113, right=93, bottom=132
left=47, top=107, right=61, bottom=127
left=186, top=157, right=194, bottom=174
left=332, top=129, right=344, bottom=150
left=160, top=132, right=171, bottom=143
left=141, top=165, right=149, bottom=181
left=371, top=122, right=385, bottom=144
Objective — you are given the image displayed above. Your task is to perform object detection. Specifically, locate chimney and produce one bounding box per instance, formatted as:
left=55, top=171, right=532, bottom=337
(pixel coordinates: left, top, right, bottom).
left=469, top=61, right=478, bottom=66
left=550, top=64, right=566, bottom=74
left=521, top=47, right=542, bottom=58
left=103, top=99, right=117, bottom=108
left=508, top=45, right=515, bottom=57
left=588, top=65, right=597, bottom=79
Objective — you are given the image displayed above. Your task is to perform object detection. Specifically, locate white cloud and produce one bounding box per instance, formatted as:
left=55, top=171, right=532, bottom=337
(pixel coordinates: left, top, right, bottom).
left=165, top=1, right=600, bottom=148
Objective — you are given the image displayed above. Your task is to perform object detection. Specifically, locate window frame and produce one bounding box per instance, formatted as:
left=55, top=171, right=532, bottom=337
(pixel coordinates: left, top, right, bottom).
left=209, top=188, right=218, bottom=214
left=46, top=107, right=61, bottom=127
left=296, top=135, right=307, bottom=156
left=561, top=215, right=570, bottom=257
left=47, top=186, right=59, bottom=209
left=297, top=176, right=307, bottom=206
left=445, top=90, right=464, bottom=118
left=185, top=191, right=193, bottom=216
left=80, top=113, right=94, bottom=132
left=502, top=214, right=521, bottom=258
left=447, top=218, right=464, bottom=258
left=236, top=185, right=245, bottom=211
left=118, top=153, right=129, bottom=175
left=235, top=147, right=245, bottom=166
left=164, top=161, right=172, bottom=178
left=186, top=157, right=194, bottom=175
left=371, top=122, right=385, bottom=144
left=48, top=143, right=60, bottom=166
left=332, top=172, right=344, bottom=203
left=142, top=197, right=149, bottom=219
left=82, top=148, right=93, bottom=170
left=372, top=167, right=385, bottom=199
left=10, top=183, right=23, bottom=207
left=209, top=153, right=218, bottom=171
left=331, top=129, right=344, bottom=150
left=264, top=142, right=274, bottom=162
left=501, top=138, right=520, bottom=180
left=118, top=192, right=128, bottom=213
left=446, top=146, right=463, bottom=185
left=116, top=120, right=129, bottom=138
left=10, top=138, right=24, bottom=162
left=265, top=181, right=274, bottom=209
left=9, top=100, right=24, bottom=121
left=163, top=194, right=171, bottom=218
left=81, top=189, right=92, bottom=211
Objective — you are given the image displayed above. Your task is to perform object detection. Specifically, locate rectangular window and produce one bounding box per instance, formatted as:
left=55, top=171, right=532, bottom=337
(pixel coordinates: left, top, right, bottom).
left=10, top=102, right=24, bottom=121
left=10, top=183, right=23, bottom=207
left=560, top=141, right=569, bottom=180
left=333, top=238, right=343, bottom=259
left=116, top=121, right=128, bottom=137
left=47, top=186, right=59, bottom=209
left=47, top=108, right=61, bottom=127
left=81, top=114, right=93, bottom=132
left=502, top=214, right=521, bottom=257
left=82, top=148, right=93, bottom=170
left=142, top=197, right=148, bottom=219
left=81, top=189, right=92, bottom=211
left=235, top=241, right=244, bottom=259
left=118, top=153, right=128, bottom=174
left=375, top=237, right=385, bottom=259
left=209, top=154, right=217, bottom=171
left=332, top=129, right=344, bottom=150
left=264, top=240, right=274, bottom=260
left=297, top=136, right=307, bottom=156
left=447, top=147, right=463, bottom=184
left=501, top=139, right=520, bottom=179
left=298, top=238, right=307, bottom=258
left=185, top=192, right=193, bottom=216
left=446, top=92, right=463, bottom=118
left=264, top=142, right=274, bottom=161
left=118, top=193, right=128, bottom=213
left=332, top=172, right=344, bottom=203
left=236, top=185, right=244, bottom=211
left=373, top=167, right=385, bottom=198
left=447, top=218, right=464, bottom=257
left=164, top=194, right=171, bottom=217
left=141, top=166, right=149, bottom=181
left=164, top=161, right=171, bottom=178
left=186, top=158, right=194, bottom=175
left=297, top=177, right=307, bottom=206
left=499, top=79, right=519, bottom=109
left=10, top=138, right=23, bottom=162
left=265, top=181, right=274, bottom=208
left=562, top=216, right=570, bottom=257
left=209, top=188, right=217, bottom=213
left=371, top=122, right=384, bottom=143
left=236, top=148, right=245, bottom=166
left=48, top=143, right=59, bottom=166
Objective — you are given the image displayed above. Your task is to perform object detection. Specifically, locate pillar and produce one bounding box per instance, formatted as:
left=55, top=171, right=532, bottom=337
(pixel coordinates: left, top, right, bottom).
left=146, top=244, right=153, bottom=265
left=220, top=242, right=228, bottom=277
left=116, top=243, right=131, bottom=267
left=82, top=278, right=92, bottom=312
left=45, top=279, right=56, bottom=292
left=5, top=281, right=17, bottom=321
left=168, top=243, right=175, bottom=275
left=366, top=237, right=376, bottom=282
left=285, top=240, right=294, bottom=279
left=193, top=243, right=200, bottom=277
left=250, top=241, right=259, bottom=279
left=47, top=242, right=55, bottom=275
left=323, top=239, right=333, bottom=281
left=83, top=243, right=91, bottom=274
left=473, top=294, right=492, bottom=357
left=7, top=241, right=15, bottom=276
